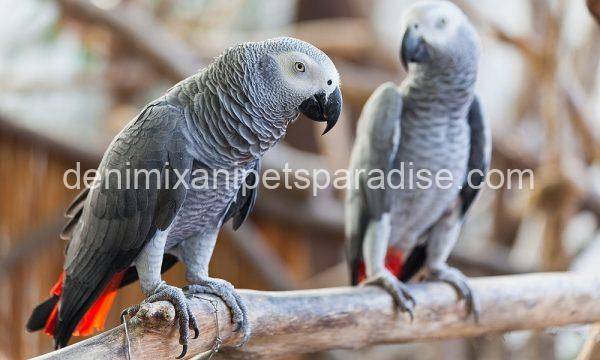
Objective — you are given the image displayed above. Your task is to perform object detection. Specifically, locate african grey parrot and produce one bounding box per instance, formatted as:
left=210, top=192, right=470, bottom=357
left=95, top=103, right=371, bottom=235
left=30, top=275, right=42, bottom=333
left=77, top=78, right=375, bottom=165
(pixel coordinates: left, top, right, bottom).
left=345, top=0, right=490, bottom=319
left=27, top=37, right=341, bottom=357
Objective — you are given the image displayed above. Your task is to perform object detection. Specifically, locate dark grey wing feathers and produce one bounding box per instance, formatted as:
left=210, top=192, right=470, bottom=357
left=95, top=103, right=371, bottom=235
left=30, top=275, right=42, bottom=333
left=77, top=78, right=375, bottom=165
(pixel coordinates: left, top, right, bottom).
left=54, top=101, right=193, bottom=347
left=64, top=187, right=90, bottom=217
left=345, top=83, right=403, bottom=284
left=223, top=160, right=260, bottom=230
left=459, top=96, right=491, bottom=215
left=60, top=187, right=90, bottom=241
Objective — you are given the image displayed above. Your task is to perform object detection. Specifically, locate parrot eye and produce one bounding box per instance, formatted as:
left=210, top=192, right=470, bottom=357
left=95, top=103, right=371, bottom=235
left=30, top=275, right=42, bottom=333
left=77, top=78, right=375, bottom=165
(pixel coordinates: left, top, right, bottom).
left=436, top=17, right=448, bottom=29
left=294, top=61, right=306, bottom=72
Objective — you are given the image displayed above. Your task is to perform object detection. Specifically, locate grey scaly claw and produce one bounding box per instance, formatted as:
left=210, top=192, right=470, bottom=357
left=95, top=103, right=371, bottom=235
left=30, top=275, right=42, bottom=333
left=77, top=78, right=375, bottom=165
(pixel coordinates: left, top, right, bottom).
left=429, top=265, right=480, bottom=322
left=361, top=270, right=416, bottom=321
left=124, top=282, right=199, bottom=358
left=184, top=278, right=251, bottom=347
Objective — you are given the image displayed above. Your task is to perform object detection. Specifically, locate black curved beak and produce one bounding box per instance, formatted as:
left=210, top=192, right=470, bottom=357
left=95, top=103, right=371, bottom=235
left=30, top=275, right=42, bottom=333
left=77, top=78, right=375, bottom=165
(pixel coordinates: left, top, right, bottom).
left=299, top=87, right=342, bottom=135
left=400, top=27, right=431, bottom=70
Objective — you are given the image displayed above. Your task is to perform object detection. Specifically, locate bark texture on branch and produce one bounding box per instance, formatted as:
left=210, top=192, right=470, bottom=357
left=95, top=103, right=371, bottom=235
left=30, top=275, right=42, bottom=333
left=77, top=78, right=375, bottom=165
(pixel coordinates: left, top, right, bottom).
left=34, top=272, right=600, bottom=359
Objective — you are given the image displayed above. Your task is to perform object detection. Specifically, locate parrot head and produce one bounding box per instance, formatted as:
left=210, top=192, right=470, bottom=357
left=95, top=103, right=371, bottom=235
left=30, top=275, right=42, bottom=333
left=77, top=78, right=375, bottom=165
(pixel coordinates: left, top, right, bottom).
left=399, top=0, right=480, bottom=71
left=249, top=37, right=342, bottom=135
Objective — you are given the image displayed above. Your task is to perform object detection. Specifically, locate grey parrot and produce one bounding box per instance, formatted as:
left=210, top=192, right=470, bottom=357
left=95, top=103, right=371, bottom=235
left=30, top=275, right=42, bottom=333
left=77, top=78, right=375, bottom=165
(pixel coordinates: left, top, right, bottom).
left=27, top=37, right=341, bottom=357
left=345, top=0, right=490, bottom=319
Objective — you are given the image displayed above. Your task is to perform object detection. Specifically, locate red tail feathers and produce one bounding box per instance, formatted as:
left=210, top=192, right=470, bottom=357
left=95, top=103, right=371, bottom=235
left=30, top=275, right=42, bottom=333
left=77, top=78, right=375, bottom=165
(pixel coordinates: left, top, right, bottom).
left=44, top=272, right=125, bottom=337
left=357, top=248, right=404, bottom=283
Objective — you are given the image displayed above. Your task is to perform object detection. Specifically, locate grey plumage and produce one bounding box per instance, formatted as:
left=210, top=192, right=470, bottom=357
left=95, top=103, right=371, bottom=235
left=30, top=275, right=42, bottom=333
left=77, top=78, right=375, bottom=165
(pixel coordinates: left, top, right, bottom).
left=59, top=100, right=194, bottom=345
left=346, top=0, right=490, bottom=318
left=346, top=83, right=403, bottom=282
left=223, top=160, right=261, bottom=230
left=30, top=37, right=342, bottom=354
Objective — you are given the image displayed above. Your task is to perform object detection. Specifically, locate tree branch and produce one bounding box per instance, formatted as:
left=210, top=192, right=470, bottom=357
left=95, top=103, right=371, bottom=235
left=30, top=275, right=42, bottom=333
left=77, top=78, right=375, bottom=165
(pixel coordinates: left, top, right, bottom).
left=34, top=272, right=600, bottom=359
left=56, top=0, right=202, bottom=79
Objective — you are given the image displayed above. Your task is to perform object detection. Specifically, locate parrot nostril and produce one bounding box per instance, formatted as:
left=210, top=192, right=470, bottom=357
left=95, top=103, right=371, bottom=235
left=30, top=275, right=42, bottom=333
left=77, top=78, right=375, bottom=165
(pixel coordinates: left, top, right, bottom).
left=327, top=79, right=332, bottom=86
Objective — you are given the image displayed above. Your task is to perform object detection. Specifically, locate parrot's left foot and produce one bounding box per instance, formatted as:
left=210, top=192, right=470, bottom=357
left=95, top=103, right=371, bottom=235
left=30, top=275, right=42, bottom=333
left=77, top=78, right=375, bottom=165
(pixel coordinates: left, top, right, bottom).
left=184, top=277, right=250, bottom=346
left=361, top=270, right=416, bottom=320
left=427, top=265, right=480, bottom=322
left=121, top=282, right=199, bottom=359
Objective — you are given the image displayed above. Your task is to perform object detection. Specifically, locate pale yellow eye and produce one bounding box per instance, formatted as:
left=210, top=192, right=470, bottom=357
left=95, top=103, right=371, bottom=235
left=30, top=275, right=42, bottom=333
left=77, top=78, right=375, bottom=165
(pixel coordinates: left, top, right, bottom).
left=294, top=62, right=306, bottom=72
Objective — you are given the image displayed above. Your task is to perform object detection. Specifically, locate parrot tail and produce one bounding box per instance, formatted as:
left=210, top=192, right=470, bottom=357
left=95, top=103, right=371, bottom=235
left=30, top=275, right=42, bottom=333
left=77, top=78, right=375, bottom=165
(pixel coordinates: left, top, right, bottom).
left=26, top=271, right=125, bottom=338
left=355, top=248, right=405, bottom=284
left=26, top=254, right=179, bottom=346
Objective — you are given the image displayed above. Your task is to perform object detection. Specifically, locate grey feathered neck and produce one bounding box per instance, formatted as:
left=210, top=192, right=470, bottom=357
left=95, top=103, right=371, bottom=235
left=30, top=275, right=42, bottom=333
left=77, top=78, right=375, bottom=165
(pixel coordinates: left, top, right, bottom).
left=402, top=47, right=477, bottom=115
left=402, top=22, right=479, bottom=112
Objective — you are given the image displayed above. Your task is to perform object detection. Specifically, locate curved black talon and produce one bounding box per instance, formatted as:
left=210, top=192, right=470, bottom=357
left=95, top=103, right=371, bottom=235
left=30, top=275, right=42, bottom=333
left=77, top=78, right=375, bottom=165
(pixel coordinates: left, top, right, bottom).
left=120, top=310, right=128, bottom=322
left=187, top=306, right=200, bottom=339
left=472, top=304, right=480, bottom=323
left=463, top=289, right=481, bottom=323
left=185, top=278, right=251, bottom=347
left=361, top=270, right=416, bottom=321
left=176, top=344, right=188, bottom=359
left=121, top=284, right=197, bottom=359
left=121, top=304, right=141, bottom=321
left=404, top=305, right=415, bottom=322
left=429, top=265, right=480, bottom=322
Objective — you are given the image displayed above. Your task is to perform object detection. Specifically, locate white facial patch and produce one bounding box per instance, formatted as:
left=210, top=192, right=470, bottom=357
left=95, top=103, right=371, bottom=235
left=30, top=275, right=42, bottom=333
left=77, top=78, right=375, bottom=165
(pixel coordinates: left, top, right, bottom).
left=274, top=51, right=340, bottom=98
left=274, top=51, right=319, bottom=94
left=401, top=0, right=467, bottom=47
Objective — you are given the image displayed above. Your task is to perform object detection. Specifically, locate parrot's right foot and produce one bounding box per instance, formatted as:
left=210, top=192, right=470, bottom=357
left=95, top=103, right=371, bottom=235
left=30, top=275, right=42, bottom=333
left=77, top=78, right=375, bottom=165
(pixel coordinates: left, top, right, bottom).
left=121, top=282, right=199, bottom=359
left=361, top=270, right=415, bottom=320
left=184, top=277, right=250, bottom=346
left=427, top=265, right=480, bottom=322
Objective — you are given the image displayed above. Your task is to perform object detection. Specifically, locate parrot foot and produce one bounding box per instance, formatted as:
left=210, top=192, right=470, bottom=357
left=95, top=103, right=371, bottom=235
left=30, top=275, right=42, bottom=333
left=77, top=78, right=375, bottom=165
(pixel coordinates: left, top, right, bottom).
left=121, top=282, right=199, bottom=359
left=427, top=265, right=480, bottom=322
left=361, top=270, right=415, bottom=320
left=184, top=278, right=250, bottom=347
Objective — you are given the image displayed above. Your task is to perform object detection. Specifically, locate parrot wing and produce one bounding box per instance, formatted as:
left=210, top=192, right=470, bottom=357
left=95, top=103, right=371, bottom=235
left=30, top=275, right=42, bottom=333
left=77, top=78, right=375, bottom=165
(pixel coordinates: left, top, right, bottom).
left=223, top=160, right=260, bottom=230
left=459, top=96, right=491, bottom=214
left=54, top=99, right=194, bottom=346
left=345, top=82, right=403, bottom=285
left=60, top=187, right=90, bottom=242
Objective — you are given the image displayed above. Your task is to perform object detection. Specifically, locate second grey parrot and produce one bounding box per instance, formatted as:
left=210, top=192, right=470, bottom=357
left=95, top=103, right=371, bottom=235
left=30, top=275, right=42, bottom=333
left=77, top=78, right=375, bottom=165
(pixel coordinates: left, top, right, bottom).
left=345, top=1, right=490, bottom=319
left=27, top=37, right=342, bottom=357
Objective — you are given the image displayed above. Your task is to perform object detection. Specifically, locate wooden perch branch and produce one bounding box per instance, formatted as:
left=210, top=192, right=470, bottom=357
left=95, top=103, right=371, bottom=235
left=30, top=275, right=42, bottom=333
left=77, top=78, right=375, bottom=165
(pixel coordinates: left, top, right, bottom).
left=35, top=272, right=600, bottom=359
